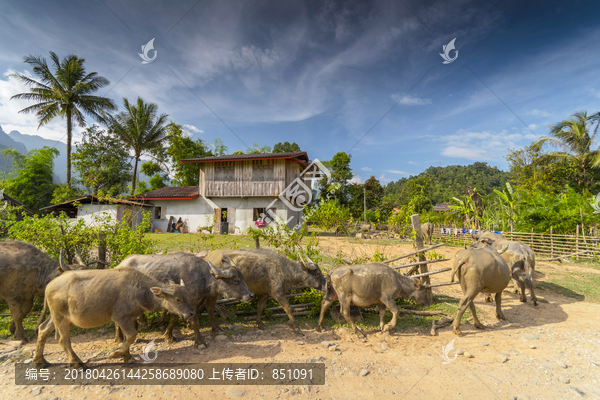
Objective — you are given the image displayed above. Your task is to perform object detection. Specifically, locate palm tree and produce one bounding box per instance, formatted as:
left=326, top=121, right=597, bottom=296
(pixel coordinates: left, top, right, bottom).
left=534, top=111, right=600, bottom=192
left=106, top=97, right=171, bottom=194
left=9, top=52, right=116, bottom=186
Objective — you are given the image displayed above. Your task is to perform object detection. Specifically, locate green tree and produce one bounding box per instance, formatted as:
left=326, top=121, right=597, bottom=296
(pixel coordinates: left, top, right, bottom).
left=2, top=147, right=58, bottom=210
left=106, top=97, right=171, bottom=194
left=534, top=111, right=600, bottom=192
left=166, top=124, right=212, bottom=186
left=211, top=138, right=228, bottom=156
left=9, top=52, right=116, bottom=186
left=319, top=152, right=353, bottom=204
left=71, top=125, right=131, bottom=196
left=246, top=141, right=272, bottom=154
left=273, top=142, right=301, bottom=153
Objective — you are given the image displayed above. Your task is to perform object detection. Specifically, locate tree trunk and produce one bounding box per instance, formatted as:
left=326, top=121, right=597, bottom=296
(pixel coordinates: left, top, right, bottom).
left=131, top=155, right=139, bottom=195
left=66, top=108, right=72, bottom=187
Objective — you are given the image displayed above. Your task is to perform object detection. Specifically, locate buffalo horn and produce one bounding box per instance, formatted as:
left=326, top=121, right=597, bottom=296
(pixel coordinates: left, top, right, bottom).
left=160, top=288, right=175, bottom=295
left=59, top=250, right=72, bottom=272
left=208, top=260, right=235, bottom=278
left=300, top=249, right=318, bottom=270
left=180, top=279, right=185, bottom=287
left=74, top=247, right=85, bottom=266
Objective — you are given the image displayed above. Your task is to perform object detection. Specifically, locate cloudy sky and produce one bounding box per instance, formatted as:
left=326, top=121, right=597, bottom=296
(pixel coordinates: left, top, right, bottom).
left=0, top=0, right=599, bottom=184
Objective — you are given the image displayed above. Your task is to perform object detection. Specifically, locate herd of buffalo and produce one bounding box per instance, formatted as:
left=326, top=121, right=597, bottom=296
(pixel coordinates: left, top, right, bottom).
left=0, top=230, right=538, bottom=369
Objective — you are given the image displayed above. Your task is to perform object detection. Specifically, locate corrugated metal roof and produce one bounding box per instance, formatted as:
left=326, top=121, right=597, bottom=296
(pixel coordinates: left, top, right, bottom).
left=40, top=195, right=150, bottom=211
left=131, top=186, right=199, bottom=200
left=180, top=151, right=309, bottom=164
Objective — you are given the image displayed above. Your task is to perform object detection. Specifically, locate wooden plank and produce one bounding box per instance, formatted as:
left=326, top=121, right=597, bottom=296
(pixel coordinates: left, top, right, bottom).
left=411, top=267, right=451, bottom=278
left=425, top=281, right=460, bottom=288
left=411, top=214, right=433, bottom=304
left=382, top=243, right=445, bottom=264
left=392, top=258, right=450, bottom=269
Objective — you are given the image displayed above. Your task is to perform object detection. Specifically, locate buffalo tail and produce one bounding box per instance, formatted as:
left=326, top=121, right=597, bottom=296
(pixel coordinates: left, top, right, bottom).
left=35, top=296, right=49, bottom=336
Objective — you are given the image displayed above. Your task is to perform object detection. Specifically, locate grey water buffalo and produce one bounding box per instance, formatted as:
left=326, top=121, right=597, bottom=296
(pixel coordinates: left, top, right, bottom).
left=450, top=247, right=511, bottom=336
left=472, top=230, right=505, bottom=241
left=472, top=237, right=538, bottom=306
left=34, top=265, right=195, bottom=369
left=0, top=241, right=84, bottom=343
left=317, top=263, right=430, bottom=338
left=421, top=222, right=434, bottom=244
left=206, top=249, right=327, bottom=333
left=115, top=252, right=253, bottom=346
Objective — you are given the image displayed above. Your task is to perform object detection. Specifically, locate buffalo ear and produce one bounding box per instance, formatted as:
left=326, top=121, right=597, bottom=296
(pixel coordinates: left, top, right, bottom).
left=413, top=278, right=421, bottom=288
left=150, top=287, right=162, bottom=296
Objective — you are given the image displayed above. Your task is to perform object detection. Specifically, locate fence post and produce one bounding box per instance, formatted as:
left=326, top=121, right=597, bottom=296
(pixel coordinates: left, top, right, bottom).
left=98, top=232, right=106, bottom=270
left=530, top=228, right=534, bottom=249
left=576, top=225, right=580, bottom=260
left=550, top=226, right=554, bottom=259
left=411, top=214, right=433, bottom=304
left=510, top=224, right=513, bottom=241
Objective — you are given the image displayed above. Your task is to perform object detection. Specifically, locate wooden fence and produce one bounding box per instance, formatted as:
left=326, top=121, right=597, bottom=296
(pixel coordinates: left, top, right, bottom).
left=430, top=224, right=600, bottom=260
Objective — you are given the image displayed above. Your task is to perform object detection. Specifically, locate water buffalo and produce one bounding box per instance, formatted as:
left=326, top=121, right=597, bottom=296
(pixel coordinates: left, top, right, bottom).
left=472, top=230, right=505, bottom=241
left=471, top=237, right=538, bottom=306
left=450, top=247, right=511, bottom=336
left=421, top=222, right=434, bottom=245
left=0, top=241, right=84, bottom=343
left=205, top=249, right=327, bottom=334
left=34, top=265, right=195, bottom=369
left=317, top=263, right=430, bottom=338
left=115, top=252, right=253, bottom=346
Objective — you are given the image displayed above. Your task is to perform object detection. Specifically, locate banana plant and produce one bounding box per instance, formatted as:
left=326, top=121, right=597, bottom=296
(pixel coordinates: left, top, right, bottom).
left=449, top=195, right=479, bottom=228
left=494, top=182, right=517, bottom=224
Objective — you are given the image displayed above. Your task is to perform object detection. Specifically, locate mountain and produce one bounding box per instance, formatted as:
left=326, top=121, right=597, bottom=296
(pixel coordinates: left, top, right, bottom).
left=7, top=129, right=66, bottom=184
left=0, top=125, right=27, bottom=177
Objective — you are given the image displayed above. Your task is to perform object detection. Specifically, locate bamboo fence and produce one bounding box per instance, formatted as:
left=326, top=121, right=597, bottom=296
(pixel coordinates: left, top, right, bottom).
left=430, top=224, right=600, bottom=260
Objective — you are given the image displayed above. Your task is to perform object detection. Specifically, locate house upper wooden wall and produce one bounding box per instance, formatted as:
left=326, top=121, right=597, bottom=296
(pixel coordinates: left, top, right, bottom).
left=200, top=159, right=306, bottom=197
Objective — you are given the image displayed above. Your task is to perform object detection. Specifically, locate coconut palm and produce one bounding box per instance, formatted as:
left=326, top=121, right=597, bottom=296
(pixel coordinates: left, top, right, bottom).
left=534, top=111, right=600, bottom=192
left=9, top=52, right=116, bottom=186
left=106, top=97, right=171, bottom=194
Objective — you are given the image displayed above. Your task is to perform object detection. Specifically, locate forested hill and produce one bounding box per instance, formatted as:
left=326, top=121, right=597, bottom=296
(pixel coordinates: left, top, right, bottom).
left=384, top=162, right=512, bottom=204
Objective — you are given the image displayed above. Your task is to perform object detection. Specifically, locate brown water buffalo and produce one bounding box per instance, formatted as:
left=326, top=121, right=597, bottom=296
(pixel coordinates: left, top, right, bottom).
left=33, top=266, right=195, bottom=369
left=472, top=237, right=538, bottom=306
left=115, top=252, right=253, bottom=346
left=421, top=222, right=434, bottom=244
left=450, top=247, right=511, bottom=336
left=0, top=241, right=84, bottom=343
left=317, top=263, right=430, bottom=338
left=205, top=249, right=327, bottom=334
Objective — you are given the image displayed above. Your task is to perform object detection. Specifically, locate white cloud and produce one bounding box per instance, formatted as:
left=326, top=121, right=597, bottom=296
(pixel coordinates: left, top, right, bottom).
left=383, top=169, right=409, bottom=175
left=391, top=93, right=432, bottom=106
left=361, top=166, right=373, bottom=171
left=440, top=129, right=532, bottom=161
left=349, top=174, right=364, bottom=184
left=182, top=124, right=203, bottom=133
left=527, top=109, right=552, bottom=118
left=407, top=161, right=417, bottom=165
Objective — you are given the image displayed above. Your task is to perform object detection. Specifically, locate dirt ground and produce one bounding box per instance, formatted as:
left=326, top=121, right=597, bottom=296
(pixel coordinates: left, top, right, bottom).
left=1, top=239, right=600, bottom=400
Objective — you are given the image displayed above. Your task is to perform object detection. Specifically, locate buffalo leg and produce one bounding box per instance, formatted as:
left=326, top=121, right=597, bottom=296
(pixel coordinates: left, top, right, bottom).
left=189, top=315, right=206, bottom=347
left=159, top=310, right=168, bottom=327
left=54, top=315, right=85, bottom=369
left=484, top=294, right=493, bottom=303
left=379, top=296, right=399, bottom=333
left=468, top=301, right=484, bottom=329
left=526, top=262, right=538, bottom=306
left=452, top=291, right=478, bottom=337
left=317, top=286, right=337, bottom=332
left=206, top=297, right=222, bottom=333
left=338, top=293, right=362, bottom=338
left=378, top=303, right=387, bottom=330
left=109, top=318, right=137, bottom=363
left=33, top=315, right=54, bottom=367
left=271, top=292, right=302, bottom=334
left=114, top=323, right=124, bottom=344
left=255, top=294, right=270, bottom=330
left=6, top=299, right=27, bottom=343
left=163, top=314, right=178, bottom=343
left=495, top=292, right=506, bottom=320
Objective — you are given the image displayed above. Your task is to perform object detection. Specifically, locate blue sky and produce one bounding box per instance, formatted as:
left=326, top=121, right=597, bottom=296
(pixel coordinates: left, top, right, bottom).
left=0, top=0, right=599, bottom=184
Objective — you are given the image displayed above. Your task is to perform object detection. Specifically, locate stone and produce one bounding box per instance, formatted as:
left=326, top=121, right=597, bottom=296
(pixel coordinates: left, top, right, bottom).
left=516, top=395, right=530, bottom=400
left=497, top=355, right=508, bottom=363
left=297, top=341, right=304, bottom=345
left=455, top=349, right=464, bottom=355
left=108, top=387, right=124, bottom=395
left=120, top=392, right=129, bottom=397
left=281, top=388, right=289, bottom=393
left=349, top=371, right=357, bottom=376
left=99, top=329, right=108, bottom=334
left=523, top=334, right=539, bottom=340
left=227, top=388, right=246, bottom=397
left=556, top=361, right=567, bottom=369
left=558, top=376, right=570, bottom=384
left=528, top=345, right=536, bottom=349
left=30, top=388, right=41, bottom=396
left=328, top=345, right=336, bottom=352
left=320, top=341, right=331, bottom=348
left=229, top=325, right=243, bottom=330
left=570, top=387, right=585, bottom=397
left=360, top=369, right=369, bottom=377
left=480, top=341, right=489, bottom=346
left=464, top=352, right=473, bottom=358
left=23, top=359, right=32, bottom=364
left=198, top=344, right=206, bottom=350
left=214, top=335, right=228, bottom=342
left=380, top=344, right=388, bottom=351
left=392, top=369, right=400, bottom=374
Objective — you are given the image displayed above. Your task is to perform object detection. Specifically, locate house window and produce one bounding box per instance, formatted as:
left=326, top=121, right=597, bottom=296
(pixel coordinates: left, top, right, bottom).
left=253, top=207, right=276, bottom=221
left=253, top=208, right=265, bottom=221
left=252, top=159, right=274, bottom=181
left=154, top=206, right=166, bottom=219
left=215, top=161, right=235, bottom=181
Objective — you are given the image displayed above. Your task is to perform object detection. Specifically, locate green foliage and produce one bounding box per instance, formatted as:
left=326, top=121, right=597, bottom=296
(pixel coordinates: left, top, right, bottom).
left=245, top=141, right=272, bottom=154
left=211, top=138, right=228, bottom=156
left=72, top=125, right=132, bottom=196
left=318, top=152, right=352, bottom=205
left=51, top=184, right=84, bottom=205
left=247, top=220, right=320, bottom=260
left=165, top=124, right=213, bottom=186
left=273, top=142, right=301, bottom=153
left=370, top=250, right=386, bottom=262
left=1, top=146, right=58, bottom=211
left=304, top=199, right=352, bottom=233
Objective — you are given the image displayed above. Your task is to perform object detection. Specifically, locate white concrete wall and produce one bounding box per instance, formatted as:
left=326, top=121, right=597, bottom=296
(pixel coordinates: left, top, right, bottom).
left=76, top=204, right=149, bottom=228
left=148, top=196, right=302, bottom=233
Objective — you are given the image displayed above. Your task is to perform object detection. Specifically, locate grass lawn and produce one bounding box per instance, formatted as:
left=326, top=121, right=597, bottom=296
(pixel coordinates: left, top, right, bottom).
left=149, top=233, right=257, bottom=253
